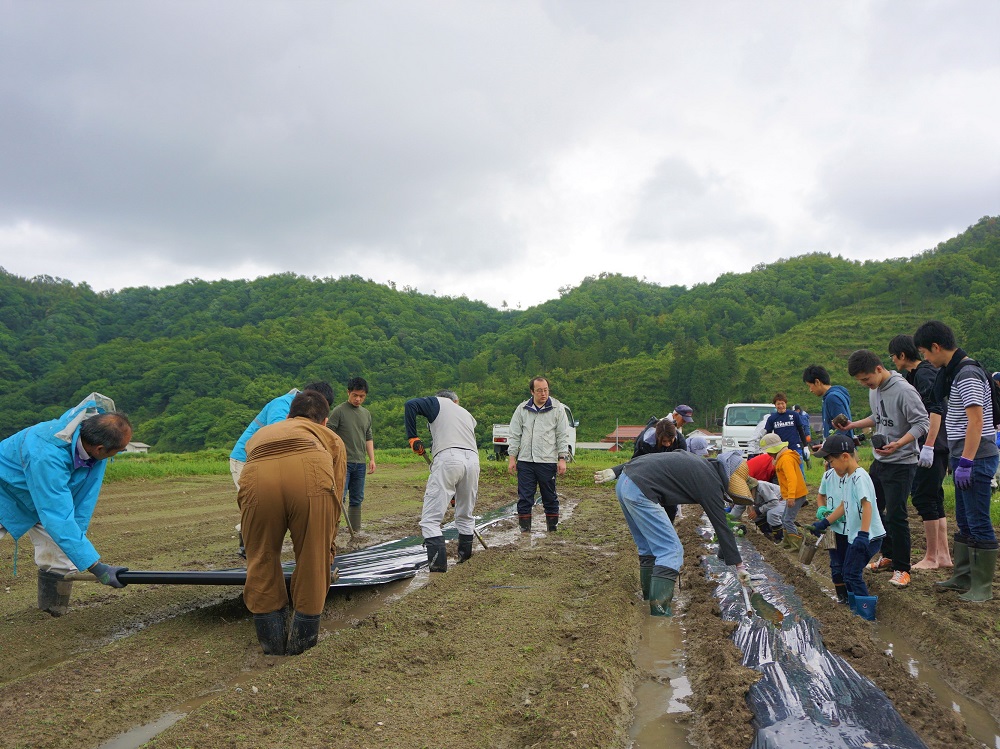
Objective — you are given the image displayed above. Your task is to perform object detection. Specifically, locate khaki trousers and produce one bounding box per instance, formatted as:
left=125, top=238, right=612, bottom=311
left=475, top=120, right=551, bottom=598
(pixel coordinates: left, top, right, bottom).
left=238, top=450, right=340, bottom=616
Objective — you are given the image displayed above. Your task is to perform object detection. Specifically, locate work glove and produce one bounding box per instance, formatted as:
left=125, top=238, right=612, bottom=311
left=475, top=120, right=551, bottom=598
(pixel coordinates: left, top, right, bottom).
left=408, top=437, right=425, bottom=456
left=803, top=447, right=811, bottom=460
left=89, top=561, right=128, bottom=588
left=594, top=468, right=617, bottom=484
left=816, top=505, right=832, bottom=521
left=808, top=518, right=830, bottom=537
left=804, top=434, right=811, bottom=443
left=850, top=530, right=870, bottom=555
left=917, top=445, right=935, bottom=469
left=736, top=567, right=751, bottom=586
left=954, top=457, right=974, bottom=489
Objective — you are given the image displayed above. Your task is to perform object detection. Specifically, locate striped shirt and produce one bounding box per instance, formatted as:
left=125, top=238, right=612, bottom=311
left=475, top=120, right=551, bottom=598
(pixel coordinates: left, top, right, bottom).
left=945, top=363, right=999, bottom=456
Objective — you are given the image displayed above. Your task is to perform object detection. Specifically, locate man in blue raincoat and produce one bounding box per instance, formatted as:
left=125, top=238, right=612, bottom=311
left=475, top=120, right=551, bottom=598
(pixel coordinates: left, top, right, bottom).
left=0, top=394, right=132, bottom=616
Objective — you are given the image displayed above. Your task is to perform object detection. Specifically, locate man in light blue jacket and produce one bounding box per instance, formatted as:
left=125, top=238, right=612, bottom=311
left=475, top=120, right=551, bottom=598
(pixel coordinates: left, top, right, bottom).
left=0, top=394, right=132, bottom=616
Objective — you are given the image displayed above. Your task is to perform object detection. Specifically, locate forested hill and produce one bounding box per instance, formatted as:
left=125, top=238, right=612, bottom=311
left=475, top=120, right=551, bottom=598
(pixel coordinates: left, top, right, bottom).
left=1, top=216, right=997, bottom=450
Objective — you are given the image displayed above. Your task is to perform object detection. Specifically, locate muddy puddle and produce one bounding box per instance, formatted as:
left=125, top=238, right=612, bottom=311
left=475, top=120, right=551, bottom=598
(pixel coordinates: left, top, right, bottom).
left=628, top=613, right=696, bottom=748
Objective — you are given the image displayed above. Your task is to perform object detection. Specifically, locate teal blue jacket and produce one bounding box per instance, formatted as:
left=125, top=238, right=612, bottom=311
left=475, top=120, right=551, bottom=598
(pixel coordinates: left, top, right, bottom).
left=229, top=390, right=298, bottom=462
left=0, top=399, right=111, bottom=570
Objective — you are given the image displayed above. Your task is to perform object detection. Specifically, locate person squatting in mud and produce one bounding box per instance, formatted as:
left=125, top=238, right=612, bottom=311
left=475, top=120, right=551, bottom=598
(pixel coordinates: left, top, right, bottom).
left=808, top=434, right=886, bottom=620
left=238, top=390, right=346, bottom=656
left=405, top=390, right=481, bottom=572
left=0, top=394, right=132, bottom=617
left=594, top=449, right=753, bottom=616
left=758, top=433, right=808, bottom=552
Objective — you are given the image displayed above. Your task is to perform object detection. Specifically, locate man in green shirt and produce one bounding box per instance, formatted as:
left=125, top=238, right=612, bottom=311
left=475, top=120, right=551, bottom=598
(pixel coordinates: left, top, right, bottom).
left=328, top=377, right=376, bottom=532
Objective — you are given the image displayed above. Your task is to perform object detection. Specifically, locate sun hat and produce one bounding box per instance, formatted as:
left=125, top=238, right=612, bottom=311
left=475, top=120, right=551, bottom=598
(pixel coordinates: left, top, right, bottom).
left=687, top=434, right=709, bottom=456
left=716, top=449, right=753, bottom=504
left=759, top=433, right=788, bottom=455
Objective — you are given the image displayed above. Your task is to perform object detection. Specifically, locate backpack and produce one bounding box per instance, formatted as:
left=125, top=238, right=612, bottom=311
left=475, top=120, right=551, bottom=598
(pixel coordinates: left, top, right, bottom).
left=954, top=359, right=1000, bottom=430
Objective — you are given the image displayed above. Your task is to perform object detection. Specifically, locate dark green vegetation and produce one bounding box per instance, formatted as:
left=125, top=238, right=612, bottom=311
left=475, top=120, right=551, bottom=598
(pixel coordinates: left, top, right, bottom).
left=1, top=216, right=998, bottom=449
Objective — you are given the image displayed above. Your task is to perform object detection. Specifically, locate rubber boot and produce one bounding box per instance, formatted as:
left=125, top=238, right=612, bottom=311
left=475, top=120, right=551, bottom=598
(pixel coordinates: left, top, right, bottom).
left=456, top=534, right=473, bottom=564
left=425, top=536, right=447, bottom=572
left=546, top=514, right=559, bottom=532
left=37, top=570, right=73, bottom=617
left=638, top=555, right=655, bottom=600
left=786, top=532, right=804, bottom=553
left=518, top=515, right=532, bottom=533
left=754, top=518, right=773, bottom=540
left=855, top=595, right=877, bottom=621
left=649, top=566, right=678, bottom=617
left=286, top=611, right=320, bottom=655
left=770, top=526, right=784, bottom=545
left=936, top=536, right=971, bottom=592
left=253, top=607, right=288, bottom=655
left=238, top=531, right=246, bottom=559
left=347, top=505, right=362, bottom=534
left=847, top=591, right=856, bottom=612
left=834, top=583, right=849, bottom=605
left=912, top=520, right=938, bottom=570
left=958, top=546, right=997, bottom=603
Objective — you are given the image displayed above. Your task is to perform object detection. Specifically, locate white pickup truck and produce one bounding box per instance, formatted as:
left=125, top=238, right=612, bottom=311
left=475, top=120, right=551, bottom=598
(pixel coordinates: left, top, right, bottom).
left=491, top=404, right=579, bottom=461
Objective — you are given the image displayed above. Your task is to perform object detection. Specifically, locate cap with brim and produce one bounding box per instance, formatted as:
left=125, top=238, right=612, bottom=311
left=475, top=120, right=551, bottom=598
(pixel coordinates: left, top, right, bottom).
left=813, top=433, right=855, bottom=459
left=675, top=404, right=694, bottom=423
left=687, top=434, right=709, bottom=456
left=759, top=433, right=788, bottom=455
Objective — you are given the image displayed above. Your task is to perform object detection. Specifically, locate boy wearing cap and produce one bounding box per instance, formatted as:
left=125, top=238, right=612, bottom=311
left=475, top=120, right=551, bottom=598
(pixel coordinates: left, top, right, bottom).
left=760, top=433, right=807, bottom=551
left=593, top=450, right=752, bottom=618
left=815, top=460, right=849, bottom=604
left=809, top=434, right=886, bottom=620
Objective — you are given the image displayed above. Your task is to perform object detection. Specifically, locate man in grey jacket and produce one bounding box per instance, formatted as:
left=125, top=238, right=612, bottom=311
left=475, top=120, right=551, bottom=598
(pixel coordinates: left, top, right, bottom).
left=842, top=349, right=930, bottom=588
left=507, top=377, right=571, bottom=533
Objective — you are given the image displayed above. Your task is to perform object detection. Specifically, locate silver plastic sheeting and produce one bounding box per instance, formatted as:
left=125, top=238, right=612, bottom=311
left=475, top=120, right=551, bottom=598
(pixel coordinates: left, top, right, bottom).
left=699, top=524, right=927, bottom=749
left=110, top=500, right=522, bottom=589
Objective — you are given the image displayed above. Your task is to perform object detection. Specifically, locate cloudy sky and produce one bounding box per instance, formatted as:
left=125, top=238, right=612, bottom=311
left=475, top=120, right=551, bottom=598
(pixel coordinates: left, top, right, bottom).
left=1, top=2, right=997, bottom=309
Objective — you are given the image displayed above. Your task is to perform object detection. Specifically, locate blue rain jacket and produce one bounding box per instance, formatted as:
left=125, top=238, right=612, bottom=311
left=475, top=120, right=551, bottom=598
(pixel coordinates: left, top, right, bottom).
left=229, top=389, right=298, bottom=462
left=0, top=399, right=111, bottom=570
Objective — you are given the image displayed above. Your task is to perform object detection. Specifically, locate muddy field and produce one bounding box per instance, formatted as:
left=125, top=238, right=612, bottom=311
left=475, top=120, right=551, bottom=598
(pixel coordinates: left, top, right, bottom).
left=1, top=461, right=998, bottom=748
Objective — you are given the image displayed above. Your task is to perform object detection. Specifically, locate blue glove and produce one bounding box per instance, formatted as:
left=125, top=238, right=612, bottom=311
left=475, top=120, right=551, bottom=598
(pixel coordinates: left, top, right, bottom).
left=850, top=530, right=870, bottom=555
left=808, top=518, right=830, bottom=537
left=954, top=457, right=974, bottom=489
left=917, top=445, right=935, bottom=469
left=89, top=562, right=129, bottom=588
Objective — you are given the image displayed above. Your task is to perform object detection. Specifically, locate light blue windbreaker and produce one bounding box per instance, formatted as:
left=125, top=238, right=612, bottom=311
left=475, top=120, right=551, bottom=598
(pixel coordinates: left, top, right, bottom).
left=0, top=397, right=114, bottom=571
left=229, top=389, right=298, bottom=462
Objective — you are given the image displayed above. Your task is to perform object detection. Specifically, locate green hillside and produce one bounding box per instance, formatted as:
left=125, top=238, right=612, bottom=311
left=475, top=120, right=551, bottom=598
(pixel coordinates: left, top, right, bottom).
left=0, top=216, right=997, bottom=450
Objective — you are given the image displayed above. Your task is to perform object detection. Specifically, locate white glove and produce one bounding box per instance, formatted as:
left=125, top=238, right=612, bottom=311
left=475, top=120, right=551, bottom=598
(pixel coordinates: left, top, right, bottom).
left=594, top=468, right=617, bottom=484
left=803, top=446, right=811, bottom=460
left=736, top=567, right=751, bottom=586
left=918, top=445, right=935, bottom=468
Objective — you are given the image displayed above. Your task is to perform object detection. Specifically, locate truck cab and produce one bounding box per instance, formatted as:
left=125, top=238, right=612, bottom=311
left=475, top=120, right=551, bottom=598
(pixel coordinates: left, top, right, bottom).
left=492, top=405, right=579, bottom=461
left=719, top=403, right=775, bottom=456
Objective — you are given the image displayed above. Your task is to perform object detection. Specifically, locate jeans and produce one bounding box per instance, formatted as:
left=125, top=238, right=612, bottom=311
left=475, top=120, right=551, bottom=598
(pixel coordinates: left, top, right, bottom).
left=827, top=532, right=848, bottom=585
left=516, top=462, right=559, bottom=518
left=843, top=536, right=883, bottom=597
left=615, top=473, right=683, bottom=572
left=952, top=454, right=999, bottom=546
left=909, top=448, right=948, bottom=521
left=343, top=462, right=367, bottom=507
left=870, top=461, right=916, bottom=572
left=782, top=496, right=807, bottom=534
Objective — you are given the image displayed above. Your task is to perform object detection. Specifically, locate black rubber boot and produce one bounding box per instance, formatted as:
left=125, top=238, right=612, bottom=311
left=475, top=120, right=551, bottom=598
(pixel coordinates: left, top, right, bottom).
left=639, top=555, right=655, bottom=600
left=649, top=566, right=679, bottom=617
left=456, top=534, right=473, bottom=564
left=425, top=536, right=448, bottom=572
left=834, top=583, right=849, bottom=604
left=754, top=518, right=773, bottom=540
left=253, top=607, right=288, bottom=655
left=546, top=514, right=559, bottom=532
left=238, top=531, right=246, bottom=559
left=518, top=515, right=532, bottom=533
left=37, top=570, right=73, bottom=617
left=770, top=525, right=784, bottom=544
left=347, top=505, right=362, bottom=533
left=286, top=611, right=320, bottom=655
